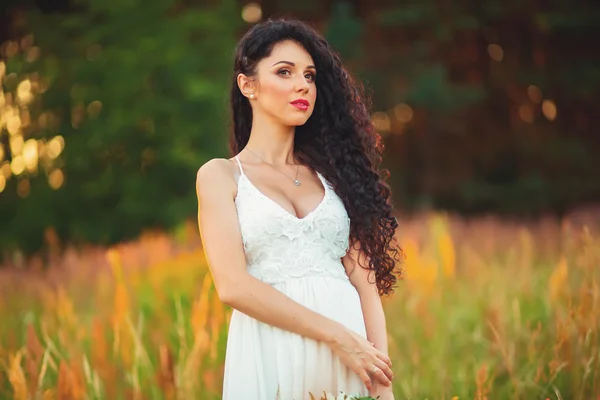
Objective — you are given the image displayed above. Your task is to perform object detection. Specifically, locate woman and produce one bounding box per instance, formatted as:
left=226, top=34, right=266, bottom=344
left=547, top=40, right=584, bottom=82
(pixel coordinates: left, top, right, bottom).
left=196, top=18, right=402, bottom=400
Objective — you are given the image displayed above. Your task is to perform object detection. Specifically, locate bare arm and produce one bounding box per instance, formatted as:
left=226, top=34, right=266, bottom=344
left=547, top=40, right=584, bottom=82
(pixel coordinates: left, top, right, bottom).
left=196, top=159, right=338, bottom=341
left=196, top=159, right=392, bottom=390
left=343, top=241, right=395, bottom=397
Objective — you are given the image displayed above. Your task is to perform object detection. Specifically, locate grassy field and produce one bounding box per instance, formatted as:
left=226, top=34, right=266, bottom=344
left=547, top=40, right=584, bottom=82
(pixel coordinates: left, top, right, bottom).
left=0, top=212, right=598, bottom=400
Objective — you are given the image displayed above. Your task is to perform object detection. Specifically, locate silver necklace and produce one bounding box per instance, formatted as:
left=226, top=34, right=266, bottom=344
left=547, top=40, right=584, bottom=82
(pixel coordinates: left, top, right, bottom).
left=245, top=147, right=301, bottom=186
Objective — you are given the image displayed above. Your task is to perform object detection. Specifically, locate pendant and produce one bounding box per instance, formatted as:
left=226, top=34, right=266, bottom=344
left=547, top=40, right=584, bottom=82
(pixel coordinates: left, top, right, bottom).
left=294, top=180, right=301, bottom=186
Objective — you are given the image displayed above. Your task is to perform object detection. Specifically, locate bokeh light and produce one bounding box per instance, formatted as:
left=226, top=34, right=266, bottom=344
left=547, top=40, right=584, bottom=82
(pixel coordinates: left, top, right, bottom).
left=11, top=155, right=25, bottom=176
left=25, top=46, right=40, bottom=63
left=48, top=169, right=64, bottom=189
left=47, top=135, right=65, bottom=159
left=38, top=112, right=51, bottom=128
left=87, top=100, right=103, bottom=118
left=7, top=112, right=21, bottom=135
left=0, top=35, right=65, bottom=193
left=1, top=162, right=11, bottom=179
left=242, top=3, right=262, bottom=23
left=3, top=41, right=19, bottom=58
left=542, top=99, right=557, bottom=121
left=10, top=134, right=24, bottom=154
left=23, top=138, right=39, bottom=172
left=20, top=109, right=31, bottom=128
left=394, top=103, right=414, bottom=124
left=17, top=79, right=33, bottom=105
left=487, top=44, right=504, bottom=61
left=519, top=104, right=535, bottom=123
left=372, top=111, right=391, bottom=134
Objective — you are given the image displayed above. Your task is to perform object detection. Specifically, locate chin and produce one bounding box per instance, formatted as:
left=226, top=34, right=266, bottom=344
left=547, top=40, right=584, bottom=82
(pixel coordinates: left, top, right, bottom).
left=286, top=116, right=312, bottom=127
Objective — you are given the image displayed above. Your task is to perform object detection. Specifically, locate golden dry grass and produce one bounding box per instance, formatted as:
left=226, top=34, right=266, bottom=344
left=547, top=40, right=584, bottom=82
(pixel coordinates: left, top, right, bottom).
left=0, top=212, right=598, bottom=399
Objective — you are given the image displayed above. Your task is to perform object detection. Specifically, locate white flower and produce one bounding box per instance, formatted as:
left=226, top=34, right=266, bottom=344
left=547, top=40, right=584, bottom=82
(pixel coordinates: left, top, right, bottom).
left=322, top=391, right=353, bottom=400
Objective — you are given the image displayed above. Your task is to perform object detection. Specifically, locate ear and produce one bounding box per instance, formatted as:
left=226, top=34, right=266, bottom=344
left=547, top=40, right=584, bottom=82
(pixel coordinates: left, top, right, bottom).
left=237, top=73, right=256, bottom=99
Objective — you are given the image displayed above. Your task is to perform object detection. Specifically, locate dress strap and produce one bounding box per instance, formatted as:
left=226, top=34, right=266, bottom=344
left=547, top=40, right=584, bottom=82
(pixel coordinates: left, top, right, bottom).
left=234, top=155, right=245, bottom=176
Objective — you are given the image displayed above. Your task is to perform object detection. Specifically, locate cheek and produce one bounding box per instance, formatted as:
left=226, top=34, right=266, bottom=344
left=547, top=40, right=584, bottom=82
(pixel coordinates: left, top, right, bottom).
left=261, top=76, right=291, bottom=101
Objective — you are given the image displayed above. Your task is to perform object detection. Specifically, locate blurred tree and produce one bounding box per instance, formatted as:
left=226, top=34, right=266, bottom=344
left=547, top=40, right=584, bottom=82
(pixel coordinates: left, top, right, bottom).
left=324, top=1, right=363, bottom=62
left=352, top=0, right=600, bottom=215
left=0, top=0, right=239, bottom=254
left=1, top=0, right=599, bottom=257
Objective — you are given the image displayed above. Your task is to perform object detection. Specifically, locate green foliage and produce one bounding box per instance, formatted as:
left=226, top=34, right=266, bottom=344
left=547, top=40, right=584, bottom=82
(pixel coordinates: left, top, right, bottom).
left=1, top=0, right=239, bottom=252
left=1, top=0, right=599, bottom=254
left=408, top=63, right=485, bottom=111
left=324, top=2, right=364, bottom=62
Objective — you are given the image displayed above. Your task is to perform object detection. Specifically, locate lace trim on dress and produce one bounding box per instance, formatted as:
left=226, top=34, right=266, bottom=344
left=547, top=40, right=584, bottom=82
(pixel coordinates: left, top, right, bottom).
left=233, top=156, right=351, bottom=284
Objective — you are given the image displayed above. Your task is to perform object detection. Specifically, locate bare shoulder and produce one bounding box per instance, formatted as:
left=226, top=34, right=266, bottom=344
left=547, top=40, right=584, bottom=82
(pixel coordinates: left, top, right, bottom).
left=196, top=158, right=237, bottom=200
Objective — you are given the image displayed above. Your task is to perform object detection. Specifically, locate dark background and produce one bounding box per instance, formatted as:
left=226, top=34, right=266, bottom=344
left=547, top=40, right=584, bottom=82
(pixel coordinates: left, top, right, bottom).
left=1, top=0, right=599, bottom=256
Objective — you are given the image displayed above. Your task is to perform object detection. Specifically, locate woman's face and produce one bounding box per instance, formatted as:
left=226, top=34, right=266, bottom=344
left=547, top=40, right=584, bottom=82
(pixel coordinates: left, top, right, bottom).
left=241, top=40, right=317, bottom=127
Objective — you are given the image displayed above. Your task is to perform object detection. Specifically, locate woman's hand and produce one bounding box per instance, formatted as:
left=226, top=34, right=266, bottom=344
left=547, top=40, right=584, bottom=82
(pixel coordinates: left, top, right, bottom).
left=327, top=326, right=394, bottom=391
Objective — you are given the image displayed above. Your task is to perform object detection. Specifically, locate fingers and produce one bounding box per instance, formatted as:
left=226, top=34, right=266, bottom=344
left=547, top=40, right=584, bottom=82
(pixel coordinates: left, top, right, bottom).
left=366, top=340, right=392, bottom=368
left=372, top=367, right=392, bottom=387
left=372, top=361, right=394, bottom=386
left=374, top=359, right=394, bottom=381
left=364, top=341, right=393, bottom=386
left=333, top=331, right=393, bottom=391
left=358, top=370, right=373, bottom=391
left=375, top=348, right=392, bottom=368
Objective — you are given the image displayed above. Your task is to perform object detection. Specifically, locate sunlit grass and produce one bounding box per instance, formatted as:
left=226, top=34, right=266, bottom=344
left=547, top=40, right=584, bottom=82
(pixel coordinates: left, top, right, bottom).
left=0, top=213, right=598, bottom=399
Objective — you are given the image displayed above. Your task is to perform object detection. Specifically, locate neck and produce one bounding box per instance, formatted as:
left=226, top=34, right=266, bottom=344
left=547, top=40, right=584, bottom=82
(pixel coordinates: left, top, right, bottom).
left=245, top=112, right=297, bottom=165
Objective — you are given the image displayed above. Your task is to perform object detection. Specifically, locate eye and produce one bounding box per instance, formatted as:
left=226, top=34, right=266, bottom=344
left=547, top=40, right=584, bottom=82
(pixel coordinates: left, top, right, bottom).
left=305, top=73, right=315, bottom=82
left=277, top=69, right=291, bottom=76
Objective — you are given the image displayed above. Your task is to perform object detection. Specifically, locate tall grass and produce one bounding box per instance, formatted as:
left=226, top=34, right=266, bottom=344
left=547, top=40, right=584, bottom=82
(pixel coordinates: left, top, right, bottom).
left=0, top=212, right=598, bottom=399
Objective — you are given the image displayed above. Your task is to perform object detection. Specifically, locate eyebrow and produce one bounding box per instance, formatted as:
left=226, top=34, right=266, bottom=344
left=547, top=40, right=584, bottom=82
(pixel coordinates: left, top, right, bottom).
left=272, top=60, right=316, bottom=70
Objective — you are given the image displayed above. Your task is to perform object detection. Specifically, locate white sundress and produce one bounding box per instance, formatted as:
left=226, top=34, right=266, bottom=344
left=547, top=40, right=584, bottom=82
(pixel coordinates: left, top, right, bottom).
left=222, top=156, right=369, bottom=400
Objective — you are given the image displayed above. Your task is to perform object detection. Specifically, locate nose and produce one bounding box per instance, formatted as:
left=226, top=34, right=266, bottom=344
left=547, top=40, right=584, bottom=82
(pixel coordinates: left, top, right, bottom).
left=295, top=75, right=310, bottom=93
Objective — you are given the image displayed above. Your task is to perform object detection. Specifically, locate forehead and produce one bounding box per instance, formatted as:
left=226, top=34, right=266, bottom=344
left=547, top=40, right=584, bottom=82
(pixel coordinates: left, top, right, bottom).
left=264, top=40, right=314, bottom=66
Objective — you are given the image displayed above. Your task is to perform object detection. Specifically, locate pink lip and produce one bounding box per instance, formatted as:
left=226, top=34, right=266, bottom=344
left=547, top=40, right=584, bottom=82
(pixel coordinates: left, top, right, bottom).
left=290, top=99, right=309, bottom=110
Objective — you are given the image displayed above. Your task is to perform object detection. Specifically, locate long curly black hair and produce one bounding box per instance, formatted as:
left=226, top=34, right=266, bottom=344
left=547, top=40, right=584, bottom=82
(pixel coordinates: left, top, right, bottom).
left=229, top=18, right=403, bottom=296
